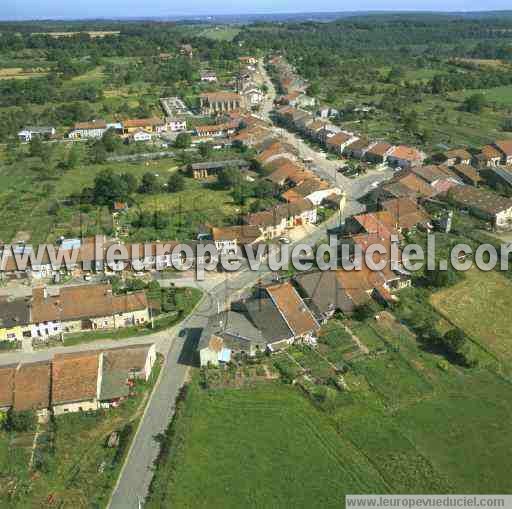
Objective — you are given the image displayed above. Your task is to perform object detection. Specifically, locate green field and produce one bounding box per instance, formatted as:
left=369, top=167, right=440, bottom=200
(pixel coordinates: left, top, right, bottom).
left=147, top=299, right=512, bottom=507
left=0, top=145, right=246, bottom=243
left=452, top=85, right=512, bottom=107
left=199, top=26, right=241, bottom=41
left=147, top=383, right=390, bottom=509
left=431, top=269, right=512, bottom=364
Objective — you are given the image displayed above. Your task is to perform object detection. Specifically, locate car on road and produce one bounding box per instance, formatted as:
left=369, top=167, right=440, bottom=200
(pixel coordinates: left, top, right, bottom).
left=279, top=237, right=291, bottom=244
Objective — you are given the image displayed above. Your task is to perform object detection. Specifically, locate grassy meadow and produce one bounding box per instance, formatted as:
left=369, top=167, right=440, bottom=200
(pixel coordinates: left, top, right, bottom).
left=147, top=305, right=512, bottom=507
left=431, top=269, right=512, bottom=364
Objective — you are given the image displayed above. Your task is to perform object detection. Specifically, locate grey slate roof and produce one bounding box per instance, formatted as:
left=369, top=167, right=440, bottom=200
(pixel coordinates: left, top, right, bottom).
left=0, top=297, right=31, bottom=329
left=294, top=271, right=356, bottom=316
left=244, top=295, right=294, bottom=344
left=198, top=310, right=266, bottom=351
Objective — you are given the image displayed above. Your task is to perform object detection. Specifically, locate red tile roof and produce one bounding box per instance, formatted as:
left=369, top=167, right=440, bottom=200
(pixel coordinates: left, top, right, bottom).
left=31, top=284, right=147, bottom=323
left=266, top=282, right=319, bottom=336
left=123, top=117, right=164, bottom=128
left=390, top=145, right=424, bottom=162
left=495, top=140, right=512, bottom=157
left=13, top=361, right=51, bottom=412
left=51, top=351, right=100, bottom=404
left=0, top=365, right=15, bottom=408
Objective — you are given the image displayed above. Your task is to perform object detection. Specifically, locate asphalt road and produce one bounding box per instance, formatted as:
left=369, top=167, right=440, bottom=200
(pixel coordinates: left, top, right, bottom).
left=108, top=266, right=272, bottom=509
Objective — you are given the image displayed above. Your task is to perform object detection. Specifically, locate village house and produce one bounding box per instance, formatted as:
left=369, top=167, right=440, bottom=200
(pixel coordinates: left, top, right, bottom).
left=380, top=197, right=430, bottom=231
left=68, top=120, right=107, bottom=139
left=167, top=118, right=187, bottom=132
left=128, top=129, right=152, bottom=143
left=378, top=170, right=435, bottom=200
left=325, top=131, right=359, bottom=155
left=344, top=210, right=398, bottom=237
left=17, top=126, right=56, bottom=142
left=444, top=148, right=472, bottom=166
left=123, top=118, right=166, bottom=134
left=243, top=87, right=264, bottom=107
left=451, top=164, right=482, bottom=187
left=198, top=311, right=267, bottom=366
left=493, top=140, right=512, bottom=165
left=211, top=225, right=263, bottom=255
left=295, top=264, right=406, bottom=320
left=244, top=198, right=317, bottom=239
left=365, top=142, right=395, bottom=164
left=194, top=123, right=237, bottom=138
left=265, top=158, right=313, bottom=187
left=445, top=185, right=512, bottom=230
left=282, top=178, right=342, bottom=206
left=99, top=344, right=156, bottom=407
left=479, top=166, right=512, bottom=193
left=387, top=145, right=425, bottom=169
left=0, top=297, right=31, bottom=342
left=343, top=136, right=371, bottom=159
left=200, top=71, right=217, bottom=82
left=200, top=92, right=243, bottom=115
left=0, top=344, right=157, bottom=417
left=243, top=282, right=320, bottom=353
left=409, top=165, right=462, bottom=194
left=30, top=284, right=149, bottom=339
left=188, top=159, right=250, bottom=179
left=13, top=361, right=51, bottom=421
left=256, top=141, right=297, bottom=166
left=317, top=125, right=341, bottom=145
left=51, top=351, right=101, bottom=415
left=476, top=145, right=503, bottom=168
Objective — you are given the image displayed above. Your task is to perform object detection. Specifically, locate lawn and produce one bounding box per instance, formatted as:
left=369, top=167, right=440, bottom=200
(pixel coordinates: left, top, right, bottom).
left=0, top=358, right=162, bottom=507
left=431, top=269, right=512, bottom=364
left=452, top=85, right=512, bottom=107
left=199, top=26, right=241, bottom=42
left=146, top=382, right=389, bottom=509
left=395, top=369, right=512, bottom=493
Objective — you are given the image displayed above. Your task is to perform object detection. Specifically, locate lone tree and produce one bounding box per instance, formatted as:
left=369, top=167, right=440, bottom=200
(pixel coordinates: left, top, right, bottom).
left=174, top=132, right=192, bottom=149
left=462, top=93, right=486, bottom=114
left=218, top=166, right=242, bottom=190
left=168, top=172, right=185, bottom=192
left=139, top=172, right=161, bottom=194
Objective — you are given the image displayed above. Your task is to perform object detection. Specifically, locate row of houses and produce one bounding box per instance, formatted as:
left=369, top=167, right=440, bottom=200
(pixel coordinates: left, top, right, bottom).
left=0, top=343, right=156, bottom=419
left=18, top=117, right=187, bottom=143
left=0, top=283, right=149, bottom=342
left=0, top=236, right=217, bottom=281
left=198, top=252, right=414, bottom=367
left=364, top=156, right=512, bottom=231
left=276, top=105, right=427, bottom=170
left=200, top=115, right=344, bottom=245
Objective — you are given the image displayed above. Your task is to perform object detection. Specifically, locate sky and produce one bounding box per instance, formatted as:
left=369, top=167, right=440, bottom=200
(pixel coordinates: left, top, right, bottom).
left=2, top=0, right=512, bottom=21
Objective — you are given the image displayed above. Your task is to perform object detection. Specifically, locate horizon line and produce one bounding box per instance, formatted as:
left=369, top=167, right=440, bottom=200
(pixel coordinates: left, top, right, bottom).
left=3, top=9, right=512, bottom=23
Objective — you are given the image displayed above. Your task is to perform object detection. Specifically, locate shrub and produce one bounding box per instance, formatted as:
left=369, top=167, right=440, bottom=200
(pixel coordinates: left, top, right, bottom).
left=4, top=410, right=37, bottom=432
